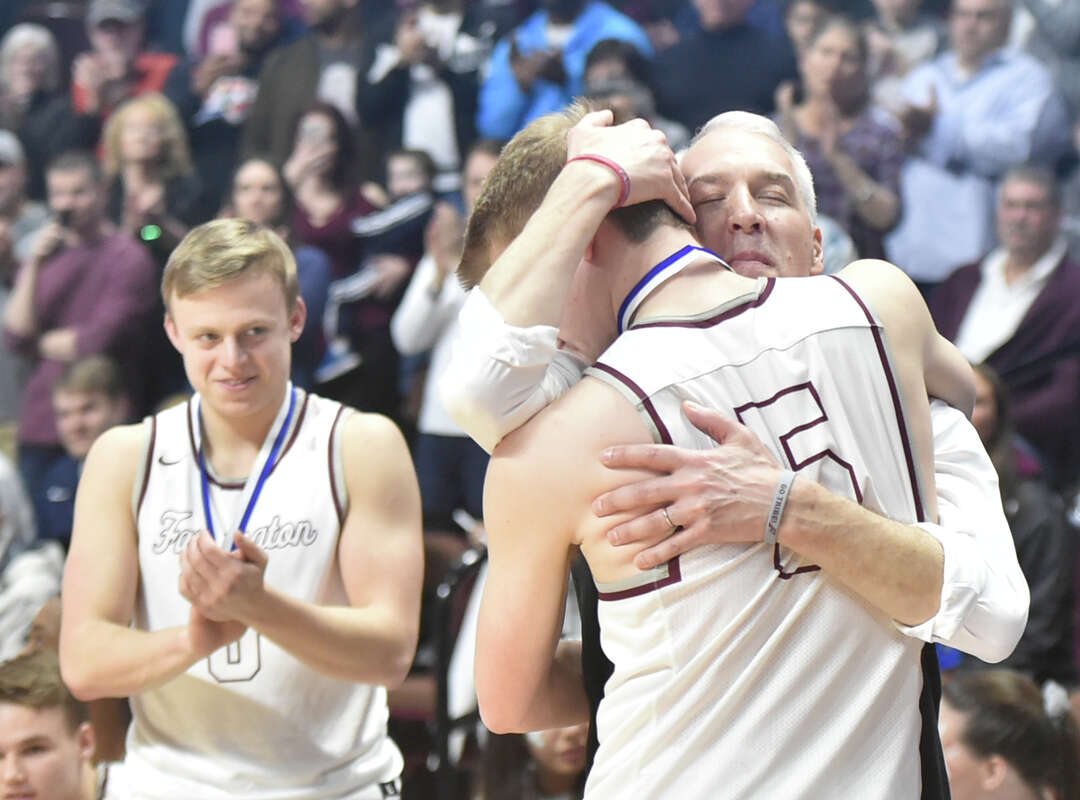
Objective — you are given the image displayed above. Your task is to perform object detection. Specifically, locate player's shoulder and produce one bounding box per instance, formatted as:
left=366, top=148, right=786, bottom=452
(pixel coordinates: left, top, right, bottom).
left=337, top=410, right=411, bottom=471
left=834, top=259, right=927, bottom=322
left=83, top=421, right=152, bottom=484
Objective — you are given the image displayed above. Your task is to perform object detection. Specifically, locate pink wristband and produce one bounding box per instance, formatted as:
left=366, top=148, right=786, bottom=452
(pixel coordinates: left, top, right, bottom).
left=566, top=154, right=631, bottom=208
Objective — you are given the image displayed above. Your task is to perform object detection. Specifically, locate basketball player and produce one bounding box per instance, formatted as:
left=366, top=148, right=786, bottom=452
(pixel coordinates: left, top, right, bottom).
left=468, top=106, right=975, bottom=797
left=58, top=219, right=424, bottom=798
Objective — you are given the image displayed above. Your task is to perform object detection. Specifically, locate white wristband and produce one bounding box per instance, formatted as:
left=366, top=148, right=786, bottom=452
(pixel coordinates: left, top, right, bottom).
left=764, top=470, right=797, bottom=546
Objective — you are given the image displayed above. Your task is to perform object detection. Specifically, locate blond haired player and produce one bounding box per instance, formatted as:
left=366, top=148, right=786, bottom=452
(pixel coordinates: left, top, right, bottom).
left=59, top=219, right=423, bottom=799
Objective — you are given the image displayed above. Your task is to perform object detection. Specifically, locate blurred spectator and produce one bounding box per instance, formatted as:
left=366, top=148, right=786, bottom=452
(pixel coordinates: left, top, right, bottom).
left=164, top=0, right=293, bottom=212
left=475, top=723, right=589, bottom=800
left=0, top=131, right=46, bottom=431
left=930, top=166, right=1080, bottom=488
left=0, top=450, right=56, bottom=662
left=102, top=93, right=206, bottom=262
left=70, top=0, right=178, bottom=134
left=652, top=0, right=798, bottom=133
left=783, top=0, right=829, bottom=57
left=0, top=649, right=102, bottom=799
left=884, top=0, right=1071, bottom=291
left=34, top=357, right=129, bottom=552
left=476, top=0, right=653, bottom=141
left=390, top=141, right=500, bottom=529
left=183, top=0, right=303, bottom=57
left=358, top=0, right=489, bottom=193
left=776, top=15, right=903, bottom=258
left=1066, top=123, right=1080, bottom=256
left=319, top=148, right=436, bottom=416
left=0, top=24, right=61, bottom=131
left=0, top=25, right=73, bottom=201
left=225, top=155, right=332, bottom=387
left=939, top=670, right=1079, bottom=800
left=955, top=363, right=1077, bottom=687
left=2, top=151, right=156, bottom=510
left=284, top=102, right=377, bottom=279
left=191, top=0, right=305, bottom=59
left=0, top=132, right=48, bottom=273
left=1014, top=0, right=1080, bottom=123
left=583, top=38, right=687, bottom=150
left=863, top=0, right=946, bottom=116
left=242, top=0, right=378, bottom=177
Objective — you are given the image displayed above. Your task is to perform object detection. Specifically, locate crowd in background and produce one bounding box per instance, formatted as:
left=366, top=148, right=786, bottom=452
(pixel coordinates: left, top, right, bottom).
left=1, top=0, right=1079, bottom=797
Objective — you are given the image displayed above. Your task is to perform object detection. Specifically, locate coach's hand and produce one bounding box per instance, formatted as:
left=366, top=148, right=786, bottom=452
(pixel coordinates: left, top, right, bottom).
left=180, top=530, right=269, bottom=624
left=565, top=110, right=695, bottom=224
left=593, top=401, right=784, bottom=569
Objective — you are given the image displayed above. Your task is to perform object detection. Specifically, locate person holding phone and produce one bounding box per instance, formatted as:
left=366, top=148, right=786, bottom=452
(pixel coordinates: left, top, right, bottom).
left=2, top=150, right=155, bottom=513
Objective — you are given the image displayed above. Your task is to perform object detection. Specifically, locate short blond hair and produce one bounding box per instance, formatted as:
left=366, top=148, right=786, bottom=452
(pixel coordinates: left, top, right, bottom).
left=162, top=218, right=299, bottom=309
left=102, top=93, right=193, bottom=180
left=459, top=101, right=687, bottom=288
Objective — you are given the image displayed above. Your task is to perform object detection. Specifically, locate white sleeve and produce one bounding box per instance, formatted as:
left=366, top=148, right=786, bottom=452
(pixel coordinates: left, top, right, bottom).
left=894, top=400, right=1030, bottom=662
left=390, top=255, right=462, bottom=356
left=440, top=288, right=586, bottom=453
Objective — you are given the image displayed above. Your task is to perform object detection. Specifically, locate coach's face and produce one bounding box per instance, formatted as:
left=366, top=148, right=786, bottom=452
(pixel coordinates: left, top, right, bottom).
left=682, top=128, right=823, bottom=279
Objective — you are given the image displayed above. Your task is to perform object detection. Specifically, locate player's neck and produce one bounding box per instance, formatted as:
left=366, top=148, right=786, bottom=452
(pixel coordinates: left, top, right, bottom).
left=606, top=228, right=748, bottom=326
left=200, top=384, right=289, bottom=475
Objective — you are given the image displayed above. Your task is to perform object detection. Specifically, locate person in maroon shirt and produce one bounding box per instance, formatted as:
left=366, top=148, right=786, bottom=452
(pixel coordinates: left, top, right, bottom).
left=2, top=150, right=156, bottom=510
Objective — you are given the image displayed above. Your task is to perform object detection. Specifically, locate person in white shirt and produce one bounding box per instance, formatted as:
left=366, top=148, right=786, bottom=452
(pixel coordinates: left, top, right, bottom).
left=390, top=140, right=501, bottom=529
left=929, top=165, right=1080, bottom=488
left=440, top=108, right=1028, bottom=774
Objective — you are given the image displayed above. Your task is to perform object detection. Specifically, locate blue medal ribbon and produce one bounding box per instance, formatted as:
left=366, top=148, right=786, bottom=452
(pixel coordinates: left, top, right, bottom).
left=198, top=386, right=297, bottom=549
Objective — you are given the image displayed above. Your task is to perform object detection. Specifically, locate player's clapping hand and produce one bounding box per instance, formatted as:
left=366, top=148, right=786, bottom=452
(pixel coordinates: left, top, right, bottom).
left=186, top=606, right=247, bottom=658
left=565, top=110, right=695, bottom=225
left=179, top=530, right=269, bottom=624
left=593, top=401, right=784, bottom=569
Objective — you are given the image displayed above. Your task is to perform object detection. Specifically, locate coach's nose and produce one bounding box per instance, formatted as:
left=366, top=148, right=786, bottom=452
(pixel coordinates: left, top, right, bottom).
left=727, top=186, right=764, bottom=233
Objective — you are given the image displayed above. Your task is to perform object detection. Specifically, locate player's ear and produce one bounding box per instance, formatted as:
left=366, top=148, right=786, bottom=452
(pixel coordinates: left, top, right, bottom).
left=808, top=226, right=824, bottom=275
left=288, top=297, right=307, bottom=343
left=164, top=311, right=182, bottom=353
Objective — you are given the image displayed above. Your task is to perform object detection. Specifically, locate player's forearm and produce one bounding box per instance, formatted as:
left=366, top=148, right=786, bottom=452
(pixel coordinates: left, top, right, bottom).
left=777, top=479, right=944, bottom=626
left=60, top=621, right=198, bottom=701
left=481, top=640, right=589, bottom=734
left=479, top=161, right=619, bottom=328
left=245, top=587, right=417, bottom=687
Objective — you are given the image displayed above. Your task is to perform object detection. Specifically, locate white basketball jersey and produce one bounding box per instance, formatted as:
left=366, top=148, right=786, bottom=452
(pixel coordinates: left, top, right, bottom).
left=113, top=389, right=402, bottom=799
left=583, top=275, right=930, bottom=799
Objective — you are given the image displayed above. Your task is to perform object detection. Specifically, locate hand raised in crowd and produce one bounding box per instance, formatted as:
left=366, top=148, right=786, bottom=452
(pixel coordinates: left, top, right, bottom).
left=180, top=530, right=269, bottom=625
left=28, top=221, right=70, bottom=266
left=424, top=201, right=464, bottom=279
left=897, top=85, right=938, bottom=144
left=192, top=52, right=245, bottom=97
left=594, top=401, right=785, bottom=570
left=283, top=140, right=336, bottom=189
left=510, top=38, right=565, bottom=92
left=369, top=253, right=413, bottom=299
left=72, top=51, right=130, bottom=112
left=565, top=110, right=695, bottom=224
left=396, top=10, right=434, bottom=66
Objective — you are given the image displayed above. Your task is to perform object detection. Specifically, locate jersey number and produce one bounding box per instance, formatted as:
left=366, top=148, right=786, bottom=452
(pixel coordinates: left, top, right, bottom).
left=734, top=382, right=862, bottom=579
left=207, top=628, right=262, bottom=683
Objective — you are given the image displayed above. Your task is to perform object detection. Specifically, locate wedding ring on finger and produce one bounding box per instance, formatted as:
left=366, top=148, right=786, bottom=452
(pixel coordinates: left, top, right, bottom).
left=661, top=506, right=677, bottom=531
